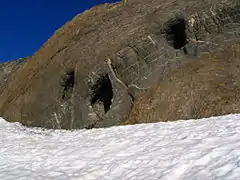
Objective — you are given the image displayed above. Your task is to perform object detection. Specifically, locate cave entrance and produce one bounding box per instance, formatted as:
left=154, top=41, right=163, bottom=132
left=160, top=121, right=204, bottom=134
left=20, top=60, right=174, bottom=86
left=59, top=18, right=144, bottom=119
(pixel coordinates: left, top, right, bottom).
left=166, top=18, right=188, bottom=49
left=61, top=69, right=75, bottom=100
left=90, top=74, right=113, bottom=113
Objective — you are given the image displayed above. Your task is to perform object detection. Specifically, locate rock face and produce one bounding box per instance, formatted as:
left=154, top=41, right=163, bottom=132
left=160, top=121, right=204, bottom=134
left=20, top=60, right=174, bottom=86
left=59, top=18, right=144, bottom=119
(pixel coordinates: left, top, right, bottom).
left=0, top=0, right=239, bottom=129
left=0, top=58, right=28, bottom=93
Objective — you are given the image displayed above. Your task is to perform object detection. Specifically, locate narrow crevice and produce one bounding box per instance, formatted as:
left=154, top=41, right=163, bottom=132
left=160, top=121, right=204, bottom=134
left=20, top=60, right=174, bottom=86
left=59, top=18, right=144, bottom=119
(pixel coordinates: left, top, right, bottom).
left=128, top=92, right=135, bottom=103
left=183, top=47, right=188, bottom=55
left=60, top=69, right=75, bottom=100
left=90, top=74, right=113, bottom=114
left=166, top=18, right=188, bottom=49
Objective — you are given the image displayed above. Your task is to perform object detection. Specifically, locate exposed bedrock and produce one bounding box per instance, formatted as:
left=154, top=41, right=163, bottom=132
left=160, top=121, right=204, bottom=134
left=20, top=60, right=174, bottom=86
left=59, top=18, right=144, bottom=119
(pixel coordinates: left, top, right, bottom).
left=0, top=0, right=239, bottom=129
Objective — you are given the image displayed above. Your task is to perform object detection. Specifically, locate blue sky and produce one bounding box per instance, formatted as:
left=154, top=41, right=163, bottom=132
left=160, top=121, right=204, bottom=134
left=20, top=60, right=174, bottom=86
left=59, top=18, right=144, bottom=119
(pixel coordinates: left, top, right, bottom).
left=0, top=0, right=119, bottom=62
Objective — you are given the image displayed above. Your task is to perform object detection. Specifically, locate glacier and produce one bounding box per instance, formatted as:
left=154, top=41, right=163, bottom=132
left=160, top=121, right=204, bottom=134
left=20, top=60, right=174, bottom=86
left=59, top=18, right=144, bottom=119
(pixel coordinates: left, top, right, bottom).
left=1, top=114, right=240, bottom=180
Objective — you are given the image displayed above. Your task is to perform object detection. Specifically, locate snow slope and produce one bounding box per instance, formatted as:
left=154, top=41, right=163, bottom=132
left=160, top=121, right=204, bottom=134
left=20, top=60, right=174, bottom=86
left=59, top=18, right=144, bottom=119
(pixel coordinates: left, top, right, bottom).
left=1, top=114, right=240, bottom=180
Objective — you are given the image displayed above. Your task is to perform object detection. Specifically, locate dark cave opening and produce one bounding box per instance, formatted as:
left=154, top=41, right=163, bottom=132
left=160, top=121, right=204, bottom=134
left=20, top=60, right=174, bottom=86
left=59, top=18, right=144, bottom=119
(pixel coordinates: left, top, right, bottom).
left=90, top=74, right=113, bottom=113
left=166, top=18, right=188, bottom=49
left=61, top=70, right=75, bottom=100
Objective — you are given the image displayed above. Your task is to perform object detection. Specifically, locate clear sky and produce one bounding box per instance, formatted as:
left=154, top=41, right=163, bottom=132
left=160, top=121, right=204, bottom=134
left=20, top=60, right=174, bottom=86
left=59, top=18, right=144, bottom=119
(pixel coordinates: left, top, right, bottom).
left=0, top=0, right=119, bottom=62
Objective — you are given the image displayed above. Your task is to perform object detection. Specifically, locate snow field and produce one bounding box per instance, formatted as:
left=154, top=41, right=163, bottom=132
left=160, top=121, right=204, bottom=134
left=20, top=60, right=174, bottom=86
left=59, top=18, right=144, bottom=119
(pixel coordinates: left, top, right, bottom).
left=0, top=114, right=240, bottom=180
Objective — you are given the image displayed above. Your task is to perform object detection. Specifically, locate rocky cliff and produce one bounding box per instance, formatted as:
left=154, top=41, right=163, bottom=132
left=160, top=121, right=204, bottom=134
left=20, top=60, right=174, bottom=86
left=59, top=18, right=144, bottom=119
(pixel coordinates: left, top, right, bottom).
left=0, top=0, right=239, bottom=129
left=0, top=57, right=28, bottom=94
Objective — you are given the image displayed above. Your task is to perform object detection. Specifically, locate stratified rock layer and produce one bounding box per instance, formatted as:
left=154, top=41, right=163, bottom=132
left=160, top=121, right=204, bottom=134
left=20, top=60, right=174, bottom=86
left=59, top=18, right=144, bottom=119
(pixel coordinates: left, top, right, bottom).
left=0, top=0, right=239, bottom=129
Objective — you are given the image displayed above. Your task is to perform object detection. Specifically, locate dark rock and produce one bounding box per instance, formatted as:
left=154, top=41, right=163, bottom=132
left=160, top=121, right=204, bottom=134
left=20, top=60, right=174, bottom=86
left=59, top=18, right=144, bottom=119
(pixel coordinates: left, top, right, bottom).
left=0, top=0, right=239, bottom=129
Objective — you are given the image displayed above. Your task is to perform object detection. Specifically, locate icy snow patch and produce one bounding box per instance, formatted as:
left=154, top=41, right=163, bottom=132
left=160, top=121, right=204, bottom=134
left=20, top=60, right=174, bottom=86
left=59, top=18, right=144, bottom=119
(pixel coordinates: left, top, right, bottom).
left=0, top=114, right=240, bottom=180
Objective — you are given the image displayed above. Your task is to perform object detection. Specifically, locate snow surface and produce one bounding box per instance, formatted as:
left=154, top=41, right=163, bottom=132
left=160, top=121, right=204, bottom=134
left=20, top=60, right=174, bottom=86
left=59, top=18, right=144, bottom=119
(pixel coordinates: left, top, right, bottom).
left=1, top=114, right=240, bottom=180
